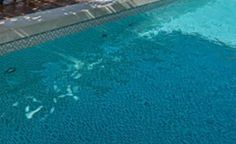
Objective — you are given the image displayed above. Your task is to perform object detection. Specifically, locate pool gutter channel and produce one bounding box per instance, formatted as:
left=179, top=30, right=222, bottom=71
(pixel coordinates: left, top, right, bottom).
left=0, top=0, right=175, bottom=56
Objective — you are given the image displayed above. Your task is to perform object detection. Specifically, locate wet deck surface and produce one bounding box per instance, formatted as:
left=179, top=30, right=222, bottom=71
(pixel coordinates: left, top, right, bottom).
left=0, top=0, right=90, bottom=19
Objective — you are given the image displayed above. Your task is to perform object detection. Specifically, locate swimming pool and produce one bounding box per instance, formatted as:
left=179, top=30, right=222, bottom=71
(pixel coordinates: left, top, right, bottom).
left=0, top=0, right=236, bottom=143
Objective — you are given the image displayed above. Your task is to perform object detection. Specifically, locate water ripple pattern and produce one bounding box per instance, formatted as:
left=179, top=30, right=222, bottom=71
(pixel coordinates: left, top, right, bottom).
left=0, top=0, right=236, bottom=143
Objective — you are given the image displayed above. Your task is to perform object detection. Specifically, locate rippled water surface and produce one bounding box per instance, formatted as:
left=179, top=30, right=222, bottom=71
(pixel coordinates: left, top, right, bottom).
left=0, top=0, right=236, bottom=143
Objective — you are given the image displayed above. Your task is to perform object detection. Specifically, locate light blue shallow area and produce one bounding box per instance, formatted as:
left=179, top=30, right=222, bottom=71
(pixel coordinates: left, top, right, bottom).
left=0, top=0, right=236, bottom=143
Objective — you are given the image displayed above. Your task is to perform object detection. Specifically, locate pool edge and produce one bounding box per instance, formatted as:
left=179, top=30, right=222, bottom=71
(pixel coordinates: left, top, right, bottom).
left=0, top=0, right=175, bottom=56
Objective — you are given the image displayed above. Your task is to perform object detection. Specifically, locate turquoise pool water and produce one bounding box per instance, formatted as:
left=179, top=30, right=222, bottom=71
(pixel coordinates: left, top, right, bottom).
left=1, top=0, right=236, bottom=143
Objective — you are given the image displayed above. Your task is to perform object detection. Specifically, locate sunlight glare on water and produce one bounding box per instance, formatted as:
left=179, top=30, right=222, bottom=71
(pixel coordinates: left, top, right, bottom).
left=139, top=0, right=236, bottom=48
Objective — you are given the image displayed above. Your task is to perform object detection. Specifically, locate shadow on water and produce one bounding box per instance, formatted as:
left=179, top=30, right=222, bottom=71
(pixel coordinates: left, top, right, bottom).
left=0, top=30, right=236, bottom=143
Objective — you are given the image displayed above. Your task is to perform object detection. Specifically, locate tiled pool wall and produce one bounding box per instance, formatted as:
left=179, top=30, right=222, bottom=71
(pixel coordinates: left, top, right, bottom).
left=0, top=0, right=175, bottom=56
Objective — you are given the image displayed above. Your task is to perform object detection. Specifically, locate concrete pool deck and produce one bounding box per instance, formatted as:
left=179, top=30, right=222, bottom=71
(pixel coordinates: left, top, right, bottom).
left=0, top=0, right=174, bottom=55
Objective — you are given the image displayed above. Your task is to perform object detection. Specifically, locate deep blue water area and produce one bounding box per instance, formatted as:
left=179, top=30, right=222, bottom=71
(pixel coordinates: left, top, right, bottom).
left=0, top=0, right=236, bottom=143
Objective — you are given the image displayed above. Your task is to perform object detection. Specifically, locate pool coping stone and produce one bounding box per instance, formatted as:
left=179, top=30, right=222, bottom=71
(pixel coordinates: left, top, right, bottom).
left=0, top=0, right=174, bottom=55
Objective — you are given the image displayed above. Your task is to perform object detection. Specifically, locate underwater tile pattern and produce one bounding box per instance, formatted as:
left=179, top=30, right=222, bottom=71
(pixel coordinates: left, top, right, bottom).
left=0, top=0, right=236, bottom=143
